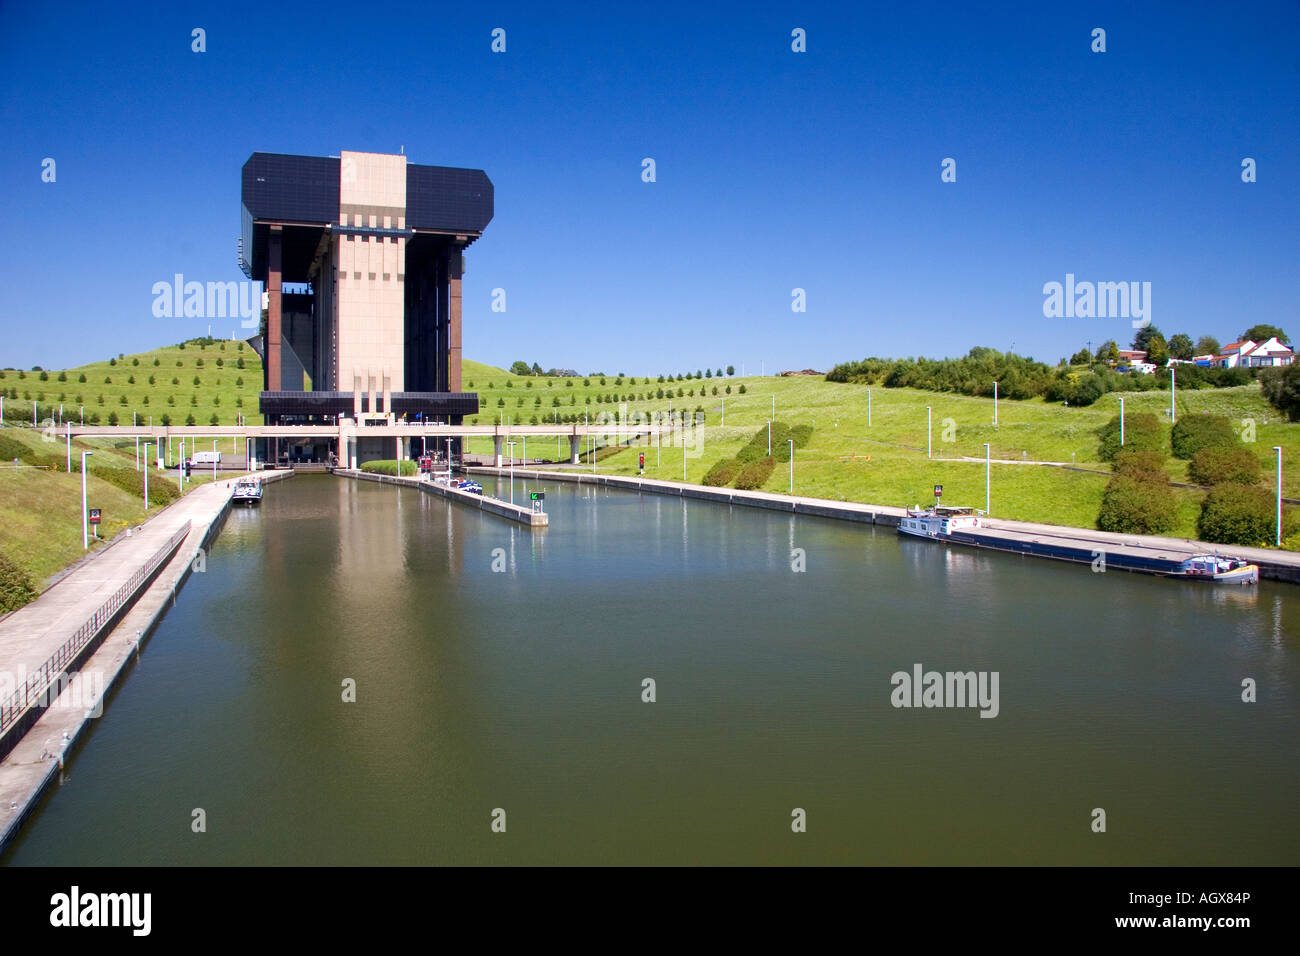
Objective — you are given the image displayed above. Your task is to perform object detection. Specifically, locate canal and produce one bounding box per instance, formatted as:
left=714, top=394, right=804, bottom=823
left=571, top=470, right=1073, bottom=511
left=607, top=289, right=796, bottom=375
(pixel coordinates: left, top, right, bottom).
left=4, top=474, right=1298, bottom=864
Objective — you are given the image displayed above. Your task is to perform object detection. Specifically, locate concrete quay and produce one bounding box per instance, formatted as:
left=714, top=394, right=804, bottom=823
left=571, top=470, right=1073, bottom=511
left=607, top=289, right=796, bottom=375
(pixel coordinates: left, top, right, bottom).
left=468, top=467, right=1300, bottom=584
left=0, top=469, right=293, bottom=854
left=334, top=469, right=548, bottom=528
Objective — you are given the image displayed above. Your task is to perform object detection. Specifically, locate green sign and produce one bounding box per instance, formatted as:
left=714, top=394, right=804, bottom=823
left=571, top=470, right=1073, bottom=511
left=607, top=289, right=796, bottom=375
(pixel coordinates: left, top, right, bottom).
left=529, top=492, right=545, bottom=501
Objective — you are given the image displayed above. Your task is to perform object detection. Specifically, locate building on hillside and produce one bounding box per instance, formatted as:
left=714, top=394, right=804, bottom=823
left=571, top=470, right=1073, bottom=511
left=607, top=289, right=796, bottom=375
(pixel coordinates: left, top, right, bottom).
left=1117, top=349, right=1147, bottom=365
left=239, top=149, right=493, bottom=463
left=1242, top=337, right=1294, bottom=367
left=1216, top=340, right=1255, bottom=368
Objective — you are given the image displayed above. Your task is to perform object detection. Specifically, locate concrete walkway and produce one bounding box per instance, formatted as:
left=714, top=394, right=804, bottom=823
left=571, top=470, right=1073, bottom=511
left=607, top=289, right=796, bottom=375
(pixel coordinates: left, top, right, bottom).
left=0, top=470, right=292, bottom=852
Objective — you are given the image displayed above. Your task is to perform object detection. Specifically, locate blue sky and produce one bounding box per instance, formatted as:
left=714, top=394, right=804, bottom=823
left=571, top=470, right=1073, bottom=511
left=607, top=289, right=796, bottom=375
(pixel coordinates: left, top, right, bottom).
left=2, top=1, right=1296, bottom=375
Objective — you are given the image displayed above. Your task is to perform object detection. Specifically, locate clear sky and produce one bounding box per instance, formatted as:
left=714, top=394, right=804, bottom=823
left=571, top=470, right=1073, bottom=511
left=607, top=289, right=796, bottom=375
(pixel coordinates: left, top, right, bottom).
left=2, top=1, right=1296, bottom=375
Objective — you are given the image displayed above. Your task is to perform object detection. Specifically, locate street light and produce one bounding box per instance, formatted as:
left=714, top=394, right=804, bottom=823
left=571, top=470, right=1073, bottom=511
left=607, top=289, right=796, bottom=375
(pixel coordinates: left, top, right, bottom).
left=1170, top=365, right=1177, bottom=424
left=81, top=451, right=93, bottom=549
left=1275, top=446, right=1283, bottom=546
left=143, top=442, right=151, bottom=511
left=993, top=381, right=999, bottom=425
left=1119, top=397, right=1125, bottom=446
left=506, top=440, right=517, bottom=503
left=984, top=442, right=991, bottom=514
left=926, top=406, right=932, bottom=459
left=788, top=439, right=794, bottom=493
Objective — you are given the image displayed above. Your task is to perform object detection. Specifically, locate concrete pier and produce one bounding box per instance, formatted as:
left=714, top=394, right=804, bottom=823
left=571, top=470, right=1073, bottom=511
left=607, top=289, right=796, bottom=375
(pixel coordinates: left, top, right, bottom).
left=335, top=469, right=547, bottom=528
left=467, top=467, right=1300, bottom=583
left=0, top=469, right=293, bottom=853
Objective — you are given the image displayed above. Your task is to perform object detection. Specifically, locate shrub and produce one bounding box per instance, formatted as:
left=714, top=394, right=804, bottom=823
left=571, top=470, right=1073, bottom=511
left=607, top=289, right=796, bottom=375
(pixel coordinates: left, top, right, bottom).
left=1170, top=415, right=1237, bottom=459
left=108, top=358, right=116, bottom=366
left=108, top=411, right=118, bottom=426
left=160, top=414, right=171, bottom=426
left=209, top=413, right=219, bottom=425
left=78, top=373, right=86, bottom=383
left=1097, top=474, right=1177, bottom=535
left=185, top=414, right=196, bottom=426
left=703, top=458, right=740, bottom=486
left=1112, top=449, right=1168, bottom=482
left=131, top=358, right=139, bottom=366
left=91, top=463, right=180, bottom=506
left=153, top=358, right=160, bottom=366
left=734, top=456, right=776, bottom=490
left=236, top=357, right=245, bottom=369
left=57, top=371, right=67, bottom=381
left=0, top=552, right=38, bottom=613
left=1197, top=484, right=1276, bottom=546
left=360, top=459, right=417, bottom=477
left=1188, top=446, right=1261, bottom=486
left=1097, top=412, right=1163, bottom=461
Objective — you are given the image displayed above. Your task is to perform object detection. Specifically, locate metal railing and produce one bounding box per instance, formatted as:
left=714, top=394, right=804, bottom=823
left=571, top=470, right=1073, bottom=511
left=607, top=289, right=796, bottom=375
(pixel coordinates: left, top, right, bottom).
left=0, top=520, right=191, bottom=736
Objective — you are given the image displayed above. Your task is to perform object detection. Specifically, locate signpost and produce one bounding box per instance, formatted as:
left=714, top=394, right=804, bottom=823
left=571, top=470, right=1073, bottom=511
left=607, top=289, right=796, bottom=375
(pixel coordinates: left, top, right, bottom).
left=530, top=491, right=545, bottom=516
left=88, top=508, right=101, bottom=540
left=639, top=452, right=645, bottom=475
left=934, top=484, right=943, bottom=502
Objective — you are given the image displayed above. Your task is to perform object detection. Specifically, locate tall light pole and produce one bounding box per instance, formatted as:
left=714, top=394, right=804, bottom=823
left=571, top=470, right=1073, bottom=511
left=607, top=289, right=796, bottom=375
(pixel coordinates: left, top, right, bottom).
left=212, top=439, right=218, bottom=481
left=66, top=422, right=72, bottom=473
left=767, top=419, right=772, bottom=456
left=1275, top=446, right=1283, bottom=546
left=135, top=412, right=139, bottom=470
left=143, top=442, right=151, bottom=511
left=1170, top=365, right=1177, bottom=424
left=926, top=406, right=932, bottom=459
left=984, top=442, right=991, bottom=514
left=788, top=439, right=794, bottom=493
left=81, top=451, right=93, bottom=549
left=993, top=381, right=999, bottom=425
left=507, top=440, right=516, bottom=503
left=1119, top=397, right=1125, bottom=446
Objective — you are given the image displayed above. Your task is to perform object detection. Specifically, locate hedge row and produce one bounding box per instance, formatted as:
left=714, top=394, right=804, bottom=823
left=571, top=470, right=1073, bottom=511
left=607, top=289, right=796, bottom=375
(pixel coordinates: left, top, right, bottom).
left=360, top=460, right=418, bottom=476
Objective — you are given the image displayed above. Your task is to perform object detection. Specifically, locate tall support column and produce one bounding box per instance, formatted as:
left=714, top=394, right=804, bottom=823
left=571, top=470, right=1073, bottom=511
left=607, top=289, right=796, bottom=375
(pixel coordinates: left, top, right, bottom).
left=267, top=226, right=283, bottom=391
left=448, top=249, right=463, bottom=393
left=493, top=434, right=503, bottom=467
left=570, top=434, right=581, bottom=465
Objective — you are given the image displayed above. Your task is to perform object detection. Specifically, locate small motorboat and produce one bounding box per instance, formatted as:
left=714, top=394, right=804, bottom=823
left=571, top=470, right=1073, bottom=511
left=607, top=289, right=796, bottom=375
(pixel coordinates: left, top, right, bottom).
left=232, top=477, right=263, bottom=505
left=1171, top=554, right=1259, bottom=585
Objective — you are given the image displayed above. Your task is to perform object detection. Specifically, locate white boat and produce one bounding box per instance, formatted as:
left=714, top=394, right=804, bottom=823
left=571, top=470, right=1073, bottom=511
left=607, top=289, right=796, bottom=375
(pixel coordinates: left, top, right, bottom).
left=897, top=505, right=983, bottom=539
left=232, top=477, right=263, bottom=505
left=1170, top=554, right=1259, bottom=585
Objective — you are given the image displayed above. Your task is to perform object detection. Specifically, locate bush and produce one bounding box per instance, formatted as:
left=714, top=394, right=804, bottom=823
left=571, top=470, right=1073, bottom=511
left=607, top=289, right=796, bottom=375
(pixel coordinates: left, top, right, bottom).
left=0, top=551, right=38, bottom=613
left=1097, top=474, right=1177, bottom=535
left=91, top=463, right=180, bottom=506
left=360, top=459, right=417, bottom=477
left=1197, top=483, right=1276, bottom=546
left=1170, top=415, right=1237, bottom=459
left=734, top=456, right=775, bottom=490
left=1112, top=449, right=1167, bottom=482
left=1098, top=412, right=1163, bottom=461
left=703, top=458, right=740, bottom=486
left=1188, top=446, right=1261, bottom=486
left=1259, top=365, right=1300, bottom=421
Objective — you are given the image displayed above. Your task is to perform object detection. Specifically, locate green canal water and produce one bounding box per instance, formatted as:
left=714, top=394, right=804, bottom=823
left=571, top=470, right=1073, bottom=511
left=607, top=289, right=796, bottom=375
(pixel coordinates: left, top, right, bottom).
left=4, top=474, right=1298, bottom=865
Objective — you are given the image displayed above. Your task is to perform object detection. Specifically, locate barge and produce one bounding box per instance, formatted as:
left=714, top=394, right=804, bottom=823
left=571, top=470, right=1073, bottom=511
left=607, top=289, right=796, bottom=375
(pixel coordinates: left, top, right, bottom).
left=899, top=505, right=1258, bottom=584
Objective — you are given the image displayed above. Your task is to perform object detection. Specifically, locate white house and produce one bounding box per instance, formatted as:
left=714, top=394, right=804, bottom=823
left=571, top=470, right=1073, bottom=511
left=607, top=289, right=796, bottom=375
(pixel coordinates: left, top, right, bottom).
left=1216, top=340, right=1255, bottom=368
left=1243, top=337, right=1294, bottom=367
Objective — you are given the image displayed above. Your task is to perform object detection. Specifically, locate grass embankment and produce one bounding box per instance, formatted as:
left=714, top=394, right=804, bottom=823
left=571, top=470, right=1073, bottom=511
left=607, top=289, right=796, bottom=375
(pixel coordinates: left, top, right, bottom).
left=1, top=337, right=264, bottom=428
left=0, top=426, right=230, bottom=608
left=466, top=364, right=1297, bottom=542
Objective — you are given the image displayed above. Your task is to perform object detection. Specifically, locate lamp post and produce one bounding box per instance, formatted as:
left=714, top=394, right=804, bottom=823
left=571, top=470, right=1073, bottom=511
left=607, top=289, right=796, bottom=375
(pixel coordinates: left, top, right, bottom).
left=135, top=412, right=139, bottom=470
left=993, top=381, right=999, bottom=425
left=507, top=440, right=516, bottom=503
left=767, top=419, right=772, bottom=456
left=788, top=439, right=794, bottom=493
left=984, top=442, right=991, bottom=514
left=1275, top=446, right=1283, bottom=546
left=1119, top=397, right=1125, bottom=446
left=927, top=406, right=932, bottom=459
left=81, top=451, right=93, bottom=549
left=213, top=439, right=218, bottom=480
left=66, top=422, right=71, bottom=473
left=143, top=442, right=151, bottom=511
left=1170, top=365, right=1177, bottom=424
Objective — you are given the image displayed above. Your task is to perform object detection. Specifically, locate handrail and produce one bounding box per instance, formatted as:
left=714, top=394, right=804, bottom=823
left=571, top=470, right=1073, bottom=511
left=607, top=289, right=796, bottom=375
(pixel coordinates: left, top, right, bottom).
left=0, top=520, right=192, bottom=736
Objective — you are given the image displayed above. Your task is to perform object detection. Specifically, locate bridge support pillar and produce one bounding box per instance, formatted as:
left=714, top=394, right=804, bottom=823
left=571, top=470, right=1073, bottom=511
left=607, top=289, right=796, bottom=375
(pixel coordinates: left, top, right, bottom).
left=570, top=434, right=581, bottom=465
left=493, top=435, right=503, bottom=467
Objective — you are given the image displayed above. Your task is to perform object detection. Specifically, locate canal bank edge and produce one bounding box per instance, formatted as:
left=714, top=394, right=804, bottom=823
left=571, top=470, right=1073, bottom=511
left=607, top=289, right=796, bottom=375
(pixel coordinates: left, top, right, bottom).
left=467, top=466, right=1300, bottom=584
left=0, top=470, right=294, bottom=855
left=334, top=469, right=548, bottom=528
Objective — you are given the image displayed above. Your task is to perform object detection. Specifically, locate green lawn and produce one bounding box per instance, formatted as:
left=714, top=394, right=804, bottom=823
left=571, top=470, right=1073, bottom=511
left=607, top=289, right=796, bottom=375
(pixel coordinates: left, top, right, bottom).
left=470, top=369, right=1297, bottom=542
left=1, top=338, right=264, bottom=428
